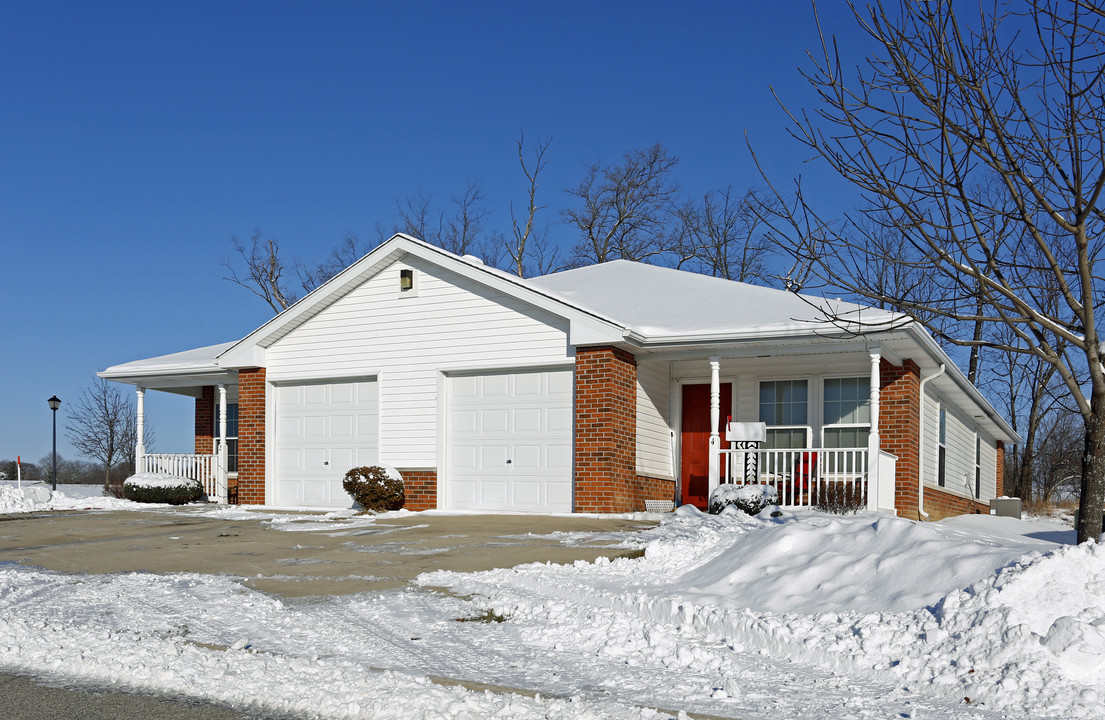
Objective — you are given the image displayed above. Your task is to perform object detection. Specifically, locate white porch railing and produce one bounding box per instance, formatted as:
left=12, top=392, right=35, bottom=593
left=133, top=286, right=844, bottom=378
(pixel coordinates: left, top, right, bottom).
left=720, top=447, right=871, bottom=508
left=140, top=453, right=227, bottom=503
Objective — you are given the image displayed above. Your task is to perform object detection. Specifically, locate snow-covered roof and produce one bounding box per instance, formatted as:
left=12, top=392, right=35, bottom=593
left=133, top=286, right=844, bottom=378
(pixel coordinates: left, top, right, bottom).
left=99, top=341, right=236, bottom=379
left=529, top=261, right=902, bottom=341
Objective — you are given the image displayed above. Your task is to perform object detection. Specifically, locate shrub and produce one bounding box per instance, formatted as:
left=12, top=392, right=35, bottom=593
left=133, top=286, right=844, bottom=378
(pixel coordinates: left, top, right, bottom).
left=343, top=466, right=404, bottom=512
left=709, top=483, right=778, bottom=515
left=813, top=481, right=865, bottom=514
left=122, top=473, right=204, bottom=505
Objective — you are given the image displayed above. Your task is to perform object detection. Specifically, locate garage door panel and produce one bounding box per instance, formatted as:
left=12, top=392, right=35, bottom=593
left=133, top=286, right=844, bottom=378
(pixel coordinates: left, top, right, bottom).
left=514, top=408, right=542, bottom=433
left=514, top=481, right=541, bottom=505
left=547, top=407, right=572, bottom=433
left=275, top=379, right=378, bottom=509
left=481, top=409, right=509, bottom=433
left=447, top=369, right=572, bottom=513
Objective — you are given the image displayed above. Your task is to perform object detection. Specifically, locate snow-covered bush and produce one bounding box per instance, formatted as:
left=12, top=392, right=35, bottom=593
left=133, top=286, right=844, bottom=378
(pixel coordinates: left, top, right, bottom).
left=122, top=473, right=203, bottom=505
left=342, top=466, right=404, bottom=512
left=708, top=483, right=777, bottom=515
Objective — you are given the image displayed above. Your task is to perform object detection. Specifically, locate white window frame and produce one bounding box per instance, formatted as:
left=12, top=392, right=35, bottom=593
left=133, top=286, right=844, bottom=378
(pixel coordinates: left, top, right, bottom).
left=820, top=375, right=872, bottom=449
left=937, top=404, right=948, bottom=487
left=759, top=377, right=812, bottom=449
left=213, top=401, right=240, bottom=476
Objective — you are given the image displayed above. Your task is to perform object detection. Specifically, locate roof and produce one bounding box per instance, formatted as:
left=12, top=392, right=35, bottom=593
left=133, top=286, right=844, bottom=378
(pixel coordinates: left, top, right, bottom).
left=529, top=261, right=903, bottom=342
left=101, top=341, right=236, bottom=378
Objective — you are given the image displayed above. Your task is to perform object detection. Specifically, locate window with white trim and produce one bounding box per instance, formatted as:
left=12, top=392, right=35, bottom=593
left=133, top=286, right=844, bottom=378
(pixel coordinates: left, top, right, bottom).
left=759, top=379, right=809, bottom=449
left=974, top=434, right=982, bottom=498
left=822, top=377, right=871, bottom=449
left=937, top=405, right=947, bottom=487
left=213, top=403, right=239, bottom=473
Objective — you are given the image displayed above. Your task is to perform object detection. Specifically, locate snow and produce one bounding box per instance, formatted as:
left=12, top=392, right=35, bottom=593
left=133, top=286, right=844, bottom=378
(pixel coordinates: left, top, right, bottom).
left=0, top=482, right=154, bottom=513
left=0, top=499, right=1100, bottom=718
left=99, top=340, right=236, bottom=377
left=123, top=471, right=200, bottom=489
left=529, top=260, right=901, bottom=338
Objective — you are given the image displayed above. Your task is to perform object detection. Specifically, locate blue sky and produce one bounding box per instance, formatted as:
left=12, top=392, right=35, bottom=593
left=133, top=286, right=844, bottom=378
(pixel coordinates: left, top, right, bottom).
left=2, top=1, right=876, bottom=465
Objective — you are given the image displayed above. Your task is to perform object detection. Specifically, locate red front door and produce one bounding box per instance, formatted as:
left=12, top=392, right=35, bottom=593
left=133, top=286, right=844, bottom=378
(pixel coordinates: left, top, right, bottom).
left=680, top=382, right=733, bottom=509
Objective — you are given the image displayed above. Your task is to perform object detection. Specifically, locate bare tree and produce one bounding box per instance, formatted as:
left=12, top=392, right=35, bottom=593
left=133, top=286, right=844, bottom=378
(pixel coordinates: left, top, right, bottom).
left=66, top=378, right=139, bottom=489
left=505, top=132, right=554, bottom=277
left=222, top=230, right=298, bottom=314
left=676, top=186, right=775, bottom=282
left=562, top=143, right=681, bottom=265
left=757, top=0, right=1105, bottom=541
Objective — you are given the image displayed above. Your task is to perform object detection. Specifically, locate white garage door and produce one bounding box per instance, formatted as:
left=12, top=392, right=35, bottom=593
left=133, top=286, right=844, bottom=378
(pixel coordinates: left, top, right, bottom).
left=447, top=368, right=573, bottom=512
left=274, top=379, right=378, bottom=508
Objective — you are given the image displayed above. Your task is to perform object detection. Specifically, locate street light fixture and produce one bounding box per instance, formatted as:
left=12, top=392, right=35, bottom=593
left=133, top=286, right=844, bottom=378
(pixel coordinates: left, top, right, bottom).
left=47, top=395, right=61, bottom=491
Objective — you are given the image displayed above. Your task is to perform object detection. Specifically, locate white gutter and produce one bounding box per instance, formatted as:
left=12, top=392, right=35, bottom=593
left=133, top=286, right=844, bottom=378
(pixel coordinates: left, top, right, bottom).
left=917, top=363, right=946, bottom=519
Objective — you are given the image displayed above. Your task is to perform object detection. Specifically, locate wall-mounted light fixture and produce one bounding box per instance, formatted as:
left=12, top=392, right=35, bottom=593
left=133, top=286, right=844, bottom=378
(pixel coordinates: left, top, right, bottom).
left=400, top=269, right=414, bottom=291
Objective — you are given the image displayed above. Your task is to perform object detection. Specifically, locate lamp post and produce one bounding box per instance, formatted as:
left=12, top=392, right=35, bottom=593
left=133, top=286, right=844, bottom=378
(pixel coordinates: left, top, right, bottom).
left=47, top=395, right=61, bottom=491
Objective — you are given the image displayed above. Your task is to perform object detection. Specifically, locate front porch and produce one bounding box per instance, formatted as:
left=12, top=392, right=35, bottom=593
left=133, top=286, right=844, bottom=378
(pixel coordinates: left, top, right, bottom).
left=679, top=348, right=901, bottom=514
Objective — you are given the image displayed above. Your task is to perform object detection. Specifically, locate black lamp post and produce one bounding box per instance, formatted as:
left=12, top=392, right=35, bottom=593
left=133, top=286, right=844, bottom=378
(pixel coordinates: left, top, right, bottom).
left=47, top=395, right=61, bottom=491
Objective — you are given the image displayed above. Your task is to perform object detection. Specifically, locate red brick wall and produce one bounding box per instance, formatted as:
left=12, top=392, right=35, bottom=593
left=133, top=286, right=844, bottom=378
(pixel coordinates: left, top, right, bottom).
left=237, top=368, right=266, bottom=505
left=880, top=359, right=922, bottom=520
left=924, top=486, right=989, bottom=520
left=398, top=468, right=436, bottom=511
left=194, top=386, right=215, bottom=455
left=573, top=346, right=645, bottom=512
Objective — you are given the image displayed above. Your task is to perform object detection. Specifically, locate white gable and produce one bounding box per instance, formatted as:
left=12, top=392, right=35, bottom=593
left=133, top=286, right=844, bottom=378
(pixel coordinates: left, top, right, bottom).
left=264, top=255, right=574, bottom=467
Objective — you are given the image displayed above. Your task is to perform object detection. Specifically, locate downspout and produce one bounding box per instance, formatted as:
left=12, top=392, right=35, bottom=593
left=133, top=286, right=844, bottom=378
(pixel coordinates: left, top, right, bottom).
left=917, top=364, right=946, bottom=519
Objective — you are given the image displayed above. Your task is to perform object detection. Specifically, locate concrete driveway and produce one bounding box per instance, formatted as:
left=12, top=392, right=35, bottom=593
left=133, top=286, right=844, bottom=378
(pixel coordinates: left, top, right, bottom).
left=0, top=507, right=657, bottom=597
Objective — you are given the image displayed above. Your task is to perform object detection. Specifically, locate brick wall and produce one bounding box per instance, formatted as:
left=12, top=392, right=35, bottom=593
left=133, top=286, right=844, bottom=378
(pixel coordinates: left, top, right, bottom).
left=924, top=486, right=988, bottom=520
left=398, top=468, right=437, bottom=511
left=194, top=386, right=214, bottom=455
left=237, top=368, right=266, bottom=505
left=573, top=346, right=666, bottom=512
left=880, top=359, right=921, bottom=520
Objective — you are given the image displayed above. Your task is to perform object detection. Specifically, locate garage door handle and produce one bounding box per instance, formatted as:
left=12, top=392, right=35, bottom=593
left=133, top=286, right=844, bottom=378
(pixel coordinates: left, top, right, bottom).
left=324, top=461, right=329, bottom=465
left=506, top=459, right=512, bottom=464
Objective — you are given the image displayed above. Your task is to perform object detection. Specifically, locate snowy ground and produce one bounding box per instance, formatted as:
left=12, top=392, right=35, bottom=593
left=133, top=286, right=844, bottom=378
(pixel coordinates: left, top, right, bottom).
left=0, top=483, right=1099, bottom=719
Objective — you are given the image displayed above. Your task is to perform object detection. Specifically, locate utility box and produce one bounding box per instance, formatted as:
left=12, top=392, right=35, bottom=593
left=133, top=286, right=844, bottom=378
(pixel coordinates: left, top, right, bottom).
left=990, top=497, right=1022, bottom=519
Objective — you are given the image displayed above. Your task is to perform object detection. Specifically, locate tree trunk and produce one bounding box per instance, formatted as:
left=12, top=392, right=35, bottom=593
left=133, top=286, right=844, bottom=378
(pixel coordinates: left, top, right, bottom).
left=103, top=463, right=111, bottom=491
left=1077, top=389, right=1105, bottom=543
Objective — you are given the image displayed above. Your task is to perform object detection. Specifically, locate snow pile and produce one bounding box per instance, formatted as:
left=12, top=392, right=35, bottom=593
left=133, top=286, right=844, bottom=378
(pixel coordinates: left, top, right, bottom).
left=0, top=484, right=38, bottom=513
left=422, top=510, right=1102, bottom=717
left=123, top=471, right=197, bottom=489
left=0, top=481, right=150, bottom=513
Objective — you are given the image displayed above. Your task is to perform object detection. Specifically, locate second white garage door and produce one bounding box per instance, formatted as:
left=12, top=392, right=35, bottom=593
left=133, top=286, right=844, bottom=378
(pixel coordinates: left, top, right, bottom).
left=447, top=368, right=573, bottom=512
left=274, top=378, right=379, bottom=508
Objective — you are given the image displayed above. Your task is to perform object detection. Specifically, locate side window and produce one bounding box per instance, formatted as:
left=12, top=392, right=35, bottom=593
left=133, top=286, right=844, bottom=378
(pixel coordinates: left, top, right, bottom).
left=975, top=435, right=982, bottom=498
left=937, top=405, right=947, bottom=487
left=759, top=380, right=809, bottom=449
left=214, top=403, right=239, bottom=473
left=823, top=377, right=871, bottom=449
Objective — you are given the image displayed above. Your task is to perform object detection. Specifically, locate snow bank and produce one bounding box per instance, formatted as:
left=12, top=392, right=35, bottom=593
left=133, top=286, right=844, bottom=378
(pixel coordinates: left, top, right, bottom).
left=0, top=482, right=151, bottom=513
left=422, top=510, right=1101, bottom=717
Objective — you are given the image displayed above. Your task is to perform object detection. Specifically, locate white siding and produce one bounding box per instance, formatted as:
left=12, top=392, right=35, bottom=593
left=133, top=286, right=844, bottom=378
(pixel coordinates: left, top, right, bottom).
left=265, top=257, right=572, bottom=466
left=922, top=389, right=1001, bottom=502
left=636, top=358, right=672, bottom=478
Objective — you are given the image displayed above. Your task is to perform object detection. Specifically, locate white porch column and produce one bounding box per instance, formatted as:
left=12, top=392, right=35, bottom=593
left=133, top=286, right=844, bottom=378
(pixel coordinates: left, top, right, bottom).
left=135, top=386, right=146, bottom=474
left=868, top=347, right=881, bottom=510
left=708, top=356, right=721, bottom=494
left=217, top=384, right=229, bottom=503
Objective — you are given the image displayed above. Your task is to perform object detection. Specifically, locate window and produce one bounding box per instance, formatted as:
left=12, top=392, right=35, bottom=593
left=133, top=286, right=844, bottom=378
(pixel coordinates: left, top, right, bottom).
left=759, top=380, right=809, bottom=448
left=937, top=405, right=947, bottom=487
left=214, top=403, right=239, bottom=473
left=975, top=435, right=982, bottom=498
left=822, top=377, right=870, bottom=449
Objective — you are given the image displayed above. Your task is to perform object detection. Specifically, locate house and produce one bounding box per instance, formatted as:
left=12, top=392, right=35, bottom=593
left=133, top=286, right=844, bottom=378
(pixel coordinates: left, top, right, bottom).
left=100, top=234, right=1019, bottom=520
